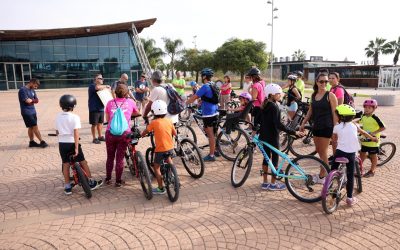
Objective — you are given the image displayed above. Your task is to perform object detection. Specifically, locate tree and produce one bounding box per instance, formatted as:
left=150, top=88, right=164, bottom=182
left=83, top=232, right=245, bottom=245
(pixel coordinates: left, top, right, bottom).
left=364, top=38, right=393, bottom=66
left=141, top=38, right=164, bottom=70
left=292, top=49, right=306, bottom=61
left=162, top=37, right=183, bottom=79
left=177, top=49, right=214, bottom=82
left=389, top=36, right=400, bottom=66
left=214, top=38, right=268, bottom=88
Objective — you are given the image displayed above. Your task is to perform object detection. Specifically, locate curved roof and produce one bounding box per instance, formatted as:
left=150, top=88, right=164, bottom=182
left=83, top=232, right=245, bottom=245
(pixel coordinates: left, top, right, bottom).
left=0, top=18, right=156, bottom=41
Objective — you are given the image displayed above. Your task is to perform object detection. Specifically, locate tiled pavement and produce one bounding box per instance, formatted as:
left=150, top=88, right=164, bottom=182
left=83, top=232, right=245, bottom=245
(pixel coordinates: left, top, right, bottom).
left=0, top=88, right=399, bottom=249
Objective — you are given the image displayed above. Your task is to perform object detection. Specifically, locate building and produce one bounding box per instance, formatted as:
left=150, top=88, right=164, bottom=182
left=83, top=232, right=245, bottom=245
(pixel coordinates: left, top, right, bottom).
left=0, top=18, right=156, bottom=90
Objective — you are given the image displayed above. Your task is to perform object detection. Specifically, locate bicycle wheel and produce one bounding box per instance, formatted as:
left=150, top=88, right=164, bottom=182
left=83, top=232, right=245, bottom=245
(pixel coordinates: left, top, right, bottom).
left=137, top=151, right=153, bottom=200
left=125, top=148, right=135, bottom=176
left=179, top=138, right=205, bottom=178
left=179, top=107, right=192, bottom=122
left=285, top=155, right=330, bottom=203
left=145, top=147, right=156, bottom=177
left=165, top=165, right=180, bottom=202
left=289, top=127, right=317, bottom=157
left=217, top=127, right=250, bottom=161
left=354, top=160, right=362, bottom=193
left=176, top=124, right=197, bottom=144
left=321, top=172, right=342, bottom=214
left=75, top=163, right=92, bottom=199
left=377, top=142, right=396, bottom=166
left=279, top=132, right=290, bottom=153
left=231, top=146, right=253, bottom=188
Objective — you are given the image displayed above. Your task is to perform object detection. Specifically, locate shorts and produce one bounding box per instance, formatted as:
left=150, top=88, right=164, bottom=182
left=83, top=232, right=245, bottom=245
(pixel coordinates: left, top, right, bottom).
left=288, top=102, right=298, bottom=112
left=203, top=115, right=218, bottom=128
left=154, top=149, right=174, bottom=165
left=361, top=145, right=379, bottom=155
left=89, top=111, right=104, bottom=125
left=59, top=143, right=85, bottom=163
left=312, top=127, right=333, bottom=138
left=22, top=114, right=37, bottom=128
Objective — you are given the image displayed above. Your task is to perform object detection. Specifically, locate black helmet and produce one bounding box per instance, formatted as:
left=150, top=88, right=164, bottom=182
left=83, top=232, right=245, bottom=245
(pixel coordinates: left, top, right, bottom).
left=59, top=94, right=77, bottom=110
left=247, top=67, right=261, bottom=76
left=201, top=68, right=214, bottom=77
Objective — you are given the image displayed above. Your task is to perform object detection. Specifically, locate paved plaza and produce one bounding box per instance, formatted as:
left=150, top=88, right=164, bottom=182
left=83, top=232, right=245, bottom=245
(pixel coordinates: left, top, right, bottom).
left=0, top=88, right=399, bottom=249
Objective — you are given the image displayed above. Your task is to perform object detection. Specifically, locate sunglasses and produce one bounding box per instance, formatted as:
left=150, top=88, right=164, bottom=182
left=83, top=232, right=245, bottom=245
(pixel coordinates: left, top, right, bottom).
left=97, top=78, right=103, bottom=80
left=318, top=80, right=329, bottom=84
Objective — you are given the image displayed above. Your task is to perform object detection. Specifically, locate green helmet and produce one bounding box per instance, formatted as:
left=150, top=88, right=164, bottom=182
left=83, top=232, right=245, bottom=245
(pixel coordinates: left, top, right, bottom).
left=336, top=104, right=356, bottom=116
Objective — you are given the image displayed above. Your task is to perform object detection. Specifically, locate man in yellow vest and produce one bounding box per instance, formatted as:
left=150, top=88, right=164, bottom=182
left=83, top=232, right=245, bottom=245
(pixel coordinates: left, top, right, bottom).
left=172, top=71, right=186, bottom=98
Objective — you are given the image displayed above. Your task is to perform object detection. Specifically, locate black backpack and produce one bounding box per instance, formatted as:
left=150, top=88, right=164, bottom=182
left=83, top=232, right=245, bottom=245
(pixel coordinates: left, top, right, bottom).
left=201, top=83, right=220, bottom=104
left=331, top=85, right=354, bottom=108
left=163, top=85, right=185, bottom=115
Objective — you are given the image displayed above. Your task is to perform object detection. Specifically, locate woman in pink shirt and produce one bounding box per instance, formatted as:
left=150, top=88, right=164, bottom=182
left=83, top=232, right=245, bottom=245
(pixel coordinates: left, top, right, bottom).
left=105, top=84, right=140, bottom=187
left=248, top=67, right=265, bottom=128
left=329, top=72, right=345, bottom=105
left=219, top=75, right=232, bottom=110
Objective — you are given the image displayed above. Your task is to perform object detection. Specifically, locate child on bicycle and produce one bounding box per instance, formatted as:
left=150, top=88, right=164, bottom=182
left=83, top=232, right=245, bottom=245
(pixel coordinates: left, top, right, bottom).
left=141, top=100, right=177, bottom=194
left=228, top=92, right=252, bottom=129
left=56, top=95, right=103, bottom=195
left=358, top=99, right=385, bottom=178
left=331, top=104, right=376, bottom=205
left=256, top=84, right=302, bottom=191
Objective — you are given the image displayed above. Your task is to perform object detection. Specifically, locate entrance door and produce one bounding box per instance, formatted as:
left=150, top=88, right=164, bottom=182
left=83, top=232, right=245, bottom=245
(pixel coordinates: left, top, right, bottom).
left=5, top=63, right=31, bottom=90
left=130, top=70, right=139, bottom=87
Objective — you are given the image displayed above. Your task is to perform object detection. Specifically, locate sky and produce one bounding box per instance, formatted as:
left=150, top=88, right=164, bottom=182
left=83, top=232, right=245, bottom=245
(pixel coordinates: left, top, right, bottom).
left=1, top=0, right=399, bottom=65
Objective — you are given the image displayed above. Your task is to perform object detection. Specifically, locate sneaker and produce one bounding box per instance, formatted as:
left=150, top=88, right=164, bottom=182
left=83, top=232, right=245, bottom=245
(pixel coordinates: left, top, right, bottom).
left=39, top=140, right=48, bottom=148
left=312, top=174, right=326, bottom=184
left=268, top=183, right=286, bottom=191
left=89, top=179, right=103, bottom=190
left=203, top=155, right=216, bottom=162
left=214, top=151, right=221, bottom=157
left=346, top=197, right=358, bottom=206
left=64, top=186, right=72, bottom=195
left=92, top=138, right=101, bottom=144
left=98, top=136, right=106, bottom=142
left=261, top=183, right=270, bottom=190
left=29, top=141, right=40, bottom=147
left=114, top=180, right=125, bottom=188
left=152, top=187, right=166, bottom=194
left=363, top=171, right=375, bottom=178
left=105, top=178, right=111, bottom=185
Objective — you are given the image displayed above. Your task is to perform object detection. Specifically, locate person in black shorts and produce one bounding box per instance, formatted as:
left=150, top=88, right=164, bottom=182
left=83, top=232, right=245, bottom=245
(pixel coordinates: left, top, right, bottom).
left=18, top=78, right=48, bottom=148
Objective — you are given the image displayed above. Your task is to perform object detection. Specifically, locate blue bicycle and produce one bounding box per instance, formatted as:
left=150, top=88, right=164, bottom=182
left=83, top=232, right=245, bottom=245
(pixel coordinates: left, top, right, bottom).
left=231, top=134, right=330, bottom=203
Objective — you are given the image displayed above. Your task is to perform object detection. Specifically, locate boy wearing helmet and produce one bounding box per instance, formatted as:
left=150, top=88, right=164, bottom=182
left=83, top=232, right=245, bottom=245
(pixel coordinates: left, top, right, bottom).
left=56, top=95, right=103, bottom=195
left=332, top=104, right=376, bottom=205
left=295, top=71, right=305, bottom=100
left=358, top=99, right=386, bottom=178
left=141, top=100, right=177, bottom=194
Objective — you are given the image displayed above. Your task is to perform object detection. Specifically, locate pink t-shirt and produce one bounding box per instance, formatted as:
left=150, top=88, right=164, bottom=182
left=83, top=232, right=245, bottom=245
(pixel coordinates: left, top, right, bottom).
left=330, top=86, right=344, bottom=99
left=252, top=81, right=265, bottom=107
left=220, top=83, right=231, bottom=95
left=105, top=98, right=138, bottom=132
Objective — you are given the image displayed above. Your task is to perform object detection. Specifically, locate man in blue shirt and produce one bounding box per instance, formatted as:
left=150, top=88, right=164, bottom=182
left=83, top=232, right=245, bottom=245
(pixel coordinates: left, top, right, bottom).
left=186, top=68, right=219, bottom=161
left=134, top=73, right=150, bottom=113
left=88, top=73, right=110, bottom=144
left=18, top=78, right=48, bottom=148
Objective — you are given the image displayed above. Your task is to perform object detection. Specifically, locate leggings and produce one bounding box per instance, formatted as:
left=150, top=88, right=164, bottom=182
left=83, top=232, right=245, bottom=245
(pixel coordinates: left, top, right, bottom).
left=332, top=149, right=355, bottom=198
left=105, top=130, right=129, bottom=182
left=262, top=140, right=279, bottom=172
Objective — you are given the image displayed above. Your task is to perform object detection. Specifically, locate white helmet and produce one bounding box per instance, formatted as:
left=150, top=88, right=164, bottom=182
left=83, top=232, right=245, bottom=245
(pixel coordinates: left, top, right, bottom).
left=151, top=100, right=168, bottom=115
left=264, top=83, right=283, bottom=97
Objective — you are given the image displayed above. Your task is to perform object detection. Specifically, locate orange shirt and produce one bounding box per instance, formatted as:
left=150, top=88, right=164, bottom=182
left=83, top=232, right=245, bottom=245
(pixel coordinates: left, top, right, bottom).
left=147, top=118, right=176, bottom=152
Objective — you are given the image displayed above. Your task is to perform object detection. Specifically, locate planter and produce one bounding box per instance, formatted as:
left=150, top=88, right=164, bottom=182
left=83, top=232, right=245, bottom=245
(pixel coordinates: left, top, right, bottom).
left=371, top=94, right=396, bottom=106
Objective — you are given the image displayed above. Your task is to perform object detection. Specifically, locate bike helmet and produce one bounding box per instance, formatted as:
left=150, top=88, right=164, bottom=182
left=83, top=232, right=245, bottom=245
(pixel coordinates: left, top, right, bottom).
left=363, top=99, right=378, bottom=108
left=264, top=83, right=283, bottom=96
left=201, top=68, right=214, bottom=77
left=151, top=70, right=163, bottom=81
left=336, top=104, right=356, bottom=116
left=247, top=67, right=261, bottom=76
left=287, top=74, right=297, bottom=80
left=239, top=92, right=252, bottom=101
left=151, top=100, right=168, bottom=115
left=295, top=70, right=304, bottom=77
left=189, top=81, right=197, bottom=87
left=59, top=94, right=77, bottom=110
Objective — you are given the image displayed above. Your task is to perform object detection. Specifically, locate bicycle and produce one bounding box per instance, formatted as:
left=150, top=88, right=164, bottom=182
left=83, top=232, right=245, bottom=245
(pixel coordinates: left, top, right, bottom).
left=124, top=116, right=153, bottom=200
left=376, top=134, right=396, bottom=166
left=67, top=155, right=92, bottom=199
left=231, top=131, right=330, bottom=203
left=159, top=152, right=180, bottom=202
left=321, top=156, right=363, bottom=214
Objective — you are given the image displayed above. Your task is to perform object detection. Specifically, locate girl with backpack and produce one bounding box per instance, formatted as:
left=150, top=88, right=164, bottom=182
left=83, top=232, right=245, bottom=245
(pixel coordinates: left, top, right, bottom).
left=329, top=72, right=354, bottom=107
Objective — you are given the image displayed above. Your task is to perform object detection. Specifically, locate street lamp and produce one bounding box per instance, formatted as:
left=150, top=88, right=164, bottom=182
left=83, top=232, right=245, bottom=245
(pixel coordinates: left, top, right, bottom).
left=193, top=35, right=197, bottom=49
left=267, top=0, right=278, bottom=84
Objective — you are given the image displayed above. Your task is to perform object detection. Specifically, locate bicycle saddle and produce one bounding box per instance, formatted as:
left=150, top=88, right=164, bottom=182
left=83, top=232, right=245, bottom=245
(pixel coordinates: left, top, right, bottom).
left=335, top=157, right=349, bottom=164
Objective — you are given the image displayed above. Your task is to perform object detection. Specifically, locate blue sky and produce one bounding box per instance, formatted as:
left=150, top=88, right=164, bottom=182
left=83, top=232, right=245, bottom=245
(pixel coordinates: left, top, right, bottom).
left=1, top=0, right=398, bottom=64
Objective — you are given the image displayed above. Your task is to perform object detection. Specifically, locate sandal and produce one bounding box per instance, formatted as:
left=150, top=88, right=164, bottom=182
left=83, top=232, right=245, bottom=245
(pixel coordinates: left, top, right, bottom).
left=363, top=171, right=375, bottom=178
left=105, top=178, right=112, bottom=185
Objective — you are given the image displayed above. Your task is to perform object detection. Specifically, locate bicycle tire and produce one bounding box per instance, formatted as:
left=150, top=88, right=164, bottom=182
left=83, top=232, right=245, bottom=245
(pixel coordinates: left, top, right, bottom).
left=321, top=172, right=342, bottom=214
left=377, top=142, right=396, bottom=166
left=288, top=127, right=317, bottom=157
left=231, top=146, right=253, bottom=188
left=179, top=107, right=192, bottom=122
left=165, top=164, right=180, bottom=202
left=179, top=138, right=205, bottom=178
left=176, top=124, right=197, bottom=144
left=145, top=147, right=156, bottom=178
left=285, top=155, right=329, bottom=203
left=75, top=163, right=92, bottom=199
left=279, top=132, right=290, bottom=153
left=125, top=148, right=135, bottom=176
left=354, top=160, right=362, bottom=193
left=217, top=126, right=250, bottom=161
left=137, top=151, right=153, bottom=200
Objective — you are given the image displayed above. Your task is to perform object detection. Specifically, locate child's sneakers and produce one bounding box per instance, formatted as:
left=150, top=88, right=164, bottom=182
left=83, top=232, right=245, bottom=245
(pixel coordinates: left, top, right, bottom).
left=312, top=174, right=326, bottom=184
left=64, top=184, right=73, bottom=195
left=203, top=155, right=216, bottom=162
left=363, top=171, right=375, bottom=178
left=89, top=179, right=103, bottom=190
left=268, top=183, right=286, bottom=191
left=261, top=183, right=270, bottom=190
left=346, top=197, right=358, bottom=206
left=152, top=187, right=166, bottom=194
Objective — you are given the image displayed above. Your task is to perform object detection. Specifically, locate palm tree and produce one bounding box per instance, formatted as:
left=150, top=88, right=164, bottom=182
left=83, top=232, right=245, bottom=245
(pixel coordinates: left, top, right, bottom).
left=389, top=37, right=400, bottom=66
left=292, top=49, right=306, bottom=61
left=162, top=37, right=183, bottom=80
left=364, top=38, right=393, bottom=65
left=141, top=38, right=164, bottom=70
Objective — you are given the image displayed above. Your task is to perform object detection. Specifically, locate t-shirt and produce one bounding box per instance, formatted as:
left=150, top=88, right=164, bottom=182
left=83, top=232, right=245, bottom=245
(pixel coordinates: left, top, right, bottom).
left=295, top=79, right=305, bottom=100
left=330, top=85, right=344, bottom=100
left=252, top=81, right=265, bottom=108
left=172, top=78, right=186, bottom=96
left=18, top=86, right=37, bottom=115
left=88, top=83, right=104, bottom=112
left=134, top=80, right=148, bottom=101
left=243, top=82, right=252, bottom=93
left=147, top=118, right=176, bottom=152
left=333, top=122, right=360, bottom=153
left=105, top=98, right=138, bottom=133
left=55, top=112, right=81, bottom=143
left=220, top=83, right=231, bottom=95
left=326, top=82, right=332, bottom=91
left=149, top=84, right=179, bottom=123
left=359, top=114, right=385, bottom=147
left=195, top=83, right=218, bottom=117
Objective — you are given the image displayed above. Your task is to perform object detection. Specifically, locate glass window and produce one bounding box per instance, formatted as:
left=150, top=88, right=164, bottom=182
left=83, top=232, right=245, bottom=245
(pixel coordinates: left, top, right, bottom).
left=109, top=47, right=119, bottom=61
left=109, top=33, right=119, bottom=46
left=65, top=38, right=76, bottom=46
left=53, top=46, right=65, bottom=54
left=2, top=44, right=16, bottom=57
left=0, top=63, right=5, bottom=80
left=54, top=54, right=66, bottom=62
left=119, top=47, right=129, bottom=63
left=77, top=47, right=88, bottom=60
left=129, top=47, right=138, bottom=64
left=119, top=32, right=130, bottom=46
left=99, top=47, right=109, bottom=62
left=88, top=46, right=98, bottom=54
left=88, top=36, right=98, bottom=46
left=29, top=45, right=41, bottom=61
left=76, top=37, right=87, bottom=46
left=41, top=40, right=52, bottom=46
left=15, top=41, right=28, bottom=46
left=29, top=41, right=41, bottom=46
left=0, top=45, right=2, bottom=57
left=41, top=46, right=54, bottom=62
left=98, top=35, right=108, bottom=46
left=53, top=39, right=65, bottom=46
left=66, top=46, right=77, bottom=60
left=16, top=45, right=29, bottom=54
